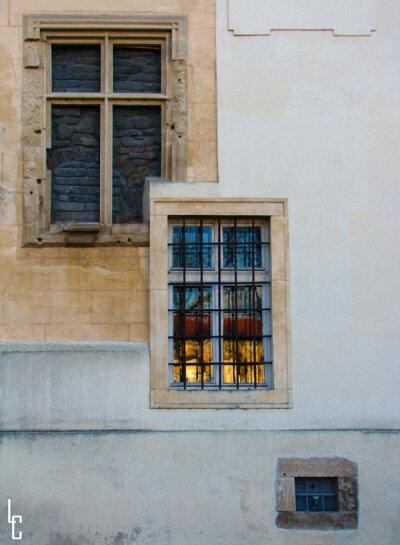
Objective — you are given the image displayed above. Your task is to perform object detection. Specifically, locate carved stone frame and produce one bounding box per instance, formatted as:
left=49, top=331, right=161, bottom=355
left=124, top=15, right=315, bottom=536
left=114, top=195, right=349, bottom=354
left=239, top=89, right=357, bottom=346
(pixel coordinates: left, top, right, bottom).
left=276, top=457, right=358, bottom=530
left=22, top=15, right=188, bottom=247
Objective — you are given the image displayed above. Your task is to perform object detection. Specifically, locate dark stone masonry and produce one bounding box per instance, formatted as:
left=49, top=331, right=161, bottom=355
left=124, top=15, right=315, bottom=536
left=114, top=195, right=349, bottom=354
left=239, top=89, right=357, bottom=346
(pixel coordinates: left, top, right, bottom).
left=52, top=45, right=101, bottom=93
left=113, top=46, right=161, bottom=93
left=48, top=105, right=100, bottom=224
left=112, top=106, right=161, bottom=223
left=48, top=44, right=162, bottom=225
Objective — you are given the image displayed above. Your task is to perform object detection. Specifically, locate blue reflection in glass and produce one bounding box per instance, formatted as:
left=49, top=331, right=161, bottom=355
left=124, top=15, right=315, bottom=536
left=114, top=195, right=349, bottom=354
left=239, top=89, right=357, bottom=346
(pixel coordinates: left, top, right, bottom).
left=172, top=226, right=212, bottom=268
left=223, top=226, right=261, bottom=268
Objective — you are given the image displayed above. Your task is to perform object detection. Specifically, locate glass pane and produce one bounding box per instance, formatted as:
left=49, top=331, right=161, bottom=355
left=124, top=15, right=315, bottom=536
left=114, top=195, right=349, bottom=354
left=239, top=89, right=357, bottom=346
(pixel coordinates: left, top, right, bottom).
left=295, top=479, right=307, bottom=494
left=321, top=478, right=337, bottom=494
left=49, top=105, right=100, bottom=223
left=307, top=479, right=321, bottom=494
left=52, top=45, right=100, bottom=93
left=223, top=226, right=261, bottom=268
left=307, top=495, right=322, bottom=512
left=223, top=311, right=262, bottom=337
left=173, top=339, right=212, bottom=383
left=223, top=339, right=264, bottom=384
left=295, top=496, right=307, bottom=511
left=324, top=495, right=337, bottom=511
left=224, top=285, right=262, bottom=310
left=223, top=340, right=264, bottom=363
left=173, top=312, right=211, bottom=337
left=223, top=361, right=265, bottom=384
left=173, top=286, right=212, bottom=310
left=112, top=106, right=161, bottom=222
left=113, top=46, right=161, bottom=93
left=172, top=226, right=212, bottom=268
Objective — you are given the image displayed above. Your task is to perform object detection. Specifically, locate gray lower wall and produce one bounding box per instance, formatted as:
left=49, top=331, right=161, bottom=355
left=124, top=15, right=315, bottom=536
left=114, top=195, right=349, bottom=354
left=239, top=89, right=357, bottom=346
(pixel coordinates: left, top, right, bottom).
left=1, top=344, right=399, bottom=545
left=0, top=430, right=399, bottom=545
left=0, top=343, right=398, bottom=431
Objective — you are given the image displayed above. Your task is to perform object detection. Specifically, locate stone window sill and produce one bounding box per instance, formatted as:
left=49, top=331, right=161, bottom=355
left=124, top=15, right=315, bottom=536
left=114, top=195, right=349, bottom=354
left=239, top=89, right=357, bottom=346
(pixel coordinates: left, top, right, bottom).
left=23, top=223, right=149, bottom=247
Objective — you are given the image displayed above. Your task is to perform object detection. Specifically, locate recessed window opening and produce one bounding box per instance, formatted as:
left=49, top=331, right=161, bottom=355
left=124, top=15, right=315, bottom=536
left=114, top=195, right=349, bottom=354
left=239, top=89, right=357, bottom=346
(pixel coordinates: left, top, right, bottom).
left=47, top=37, right=165, bottom=225
left=295, top=478, right=338, bottom=512
left=168, top=217, right=272, bottom=390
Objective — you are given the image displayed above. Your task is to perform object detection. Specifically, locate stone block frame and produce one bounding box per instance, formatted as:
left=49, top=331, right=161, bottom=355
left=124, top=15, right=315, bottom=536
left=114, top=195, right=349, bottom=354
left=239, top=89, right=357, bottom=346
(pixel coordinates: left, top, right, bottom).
left=149, top=197, right=292, bottom=409
left=22, top=15, right=188, bottom=247
left=276, top=457, right=358, bottom=530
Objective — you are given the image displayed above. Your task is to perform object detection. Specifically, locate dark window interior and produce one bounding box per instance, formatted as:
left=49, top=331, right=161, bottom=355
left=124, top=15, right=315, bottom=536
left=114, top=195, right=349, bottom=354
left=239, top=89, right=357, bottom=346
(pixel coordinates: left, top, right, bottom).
left=295, top=478, right=338, bottom=512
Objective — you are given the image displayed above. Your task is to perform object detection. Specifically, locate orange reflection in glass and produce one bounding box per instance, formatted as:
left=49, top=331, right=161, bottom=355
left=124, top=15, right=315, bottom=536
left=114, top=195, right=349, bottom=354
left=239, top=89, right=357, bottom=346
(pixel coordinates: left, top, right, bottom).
left=173, top=312, right=211, bottom=337
left=173, top=339, right=212, bottom=383
left=223, top=339, right=264, bottom=384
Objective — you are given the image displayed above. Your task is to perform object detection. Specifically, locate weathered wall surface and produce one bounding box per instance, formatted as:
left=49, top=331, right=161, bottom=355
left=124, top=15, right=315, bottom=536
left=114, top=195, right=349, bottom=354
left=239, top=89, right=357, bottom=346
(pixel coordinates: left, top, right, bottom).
left=0, top=0, right=216, bottom=342
left=0, top=1, right=399, bottom=543
left=0, top=342, right=398, bottom=431
left=215, top=0, right=400, bottom=427
left=0, top=431, right=399, bottom=545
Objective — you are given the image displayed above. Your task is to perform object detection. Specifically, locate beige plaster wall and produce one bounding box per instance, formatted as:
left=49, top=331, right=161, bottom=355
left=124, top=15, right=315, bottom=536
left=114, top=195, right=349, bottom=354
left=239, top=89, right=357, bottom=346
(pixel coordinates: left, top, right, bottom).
left=0, top=0, right=216, bottom=342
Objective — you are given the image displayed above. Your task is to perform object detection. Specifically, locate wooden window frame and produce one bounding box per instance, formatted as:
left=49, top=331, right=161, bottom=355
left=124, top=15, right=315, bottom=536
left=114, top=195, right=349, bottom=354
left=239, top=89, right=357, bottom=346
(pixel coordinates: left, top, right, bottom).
left=149, top=197, right=292, bottom=409
left=22, top=15, right=188, bottom=247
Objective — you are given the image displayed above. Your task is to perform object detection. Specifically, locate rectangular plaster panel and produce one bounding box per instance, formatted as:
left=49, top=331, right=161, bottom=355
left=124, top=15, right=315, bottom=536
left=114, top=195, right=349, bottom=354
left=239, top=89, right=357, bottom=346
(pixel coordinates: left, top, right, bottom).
left=228, top=0, right=376, bottom=36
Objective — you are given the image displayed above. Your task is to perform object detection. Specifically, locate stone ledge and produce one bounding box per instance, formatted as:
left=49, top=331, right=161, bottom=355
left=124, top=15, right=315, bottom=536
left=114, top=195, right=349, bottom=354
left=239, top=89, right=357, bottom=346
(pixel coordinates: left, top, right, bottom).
left=0, top=342, right=148, bottom=353
left=276, top=511, right=358, bottom=530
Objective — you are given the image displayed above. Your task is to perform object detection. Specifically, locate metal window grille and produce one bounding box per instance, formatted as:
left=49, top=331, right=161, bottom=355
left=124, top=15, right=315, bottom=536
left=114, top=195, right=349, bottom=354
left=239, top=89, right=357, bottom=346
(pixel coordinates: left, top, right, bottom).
left=168, top=217, right=272, bottom=390
left=295, top=478, right=338, bottom=512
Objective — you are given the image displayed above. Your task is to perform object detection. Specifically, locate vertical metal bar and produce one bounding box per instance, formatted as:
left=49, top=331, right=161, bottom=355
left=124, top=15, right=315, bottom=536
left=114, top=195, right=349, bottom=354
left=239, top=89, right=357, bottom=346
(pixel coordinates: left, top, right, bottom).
left=252, top=219, right=257, bottom=389
left=200, top=218, right=204, bottom=389
left=218, top=218, right=222, bottom=389
left=182, top=219, right=187, bottom=390
left=234, top=218, right=239, bottom=390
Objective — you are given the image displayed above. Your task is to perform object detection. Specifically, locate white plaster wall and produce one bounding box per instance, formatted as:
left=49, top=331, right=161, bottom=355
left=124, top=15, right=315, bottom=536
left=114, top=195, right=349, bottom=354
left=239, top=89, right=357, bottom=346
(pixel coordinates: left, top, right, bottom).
left=0, top=431, right=398, bottom=545
left=215, top=0, right=400, bottom=427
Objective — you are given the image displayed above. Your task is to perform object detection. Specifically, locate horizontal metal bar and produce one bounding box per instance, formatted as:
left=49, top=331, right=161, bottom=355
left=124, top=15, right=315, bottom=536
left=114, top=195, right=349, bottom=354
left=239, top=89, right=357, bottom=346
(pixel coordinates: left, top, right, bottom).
left=168, top=281, right=270, bottom=285
left=169, top=335, right=272, bottom=340
left=168, top=242, right=270, bottom=246
left=168, top=307, right=271, bottom=312
left=168, top=361, right=273, bottom=366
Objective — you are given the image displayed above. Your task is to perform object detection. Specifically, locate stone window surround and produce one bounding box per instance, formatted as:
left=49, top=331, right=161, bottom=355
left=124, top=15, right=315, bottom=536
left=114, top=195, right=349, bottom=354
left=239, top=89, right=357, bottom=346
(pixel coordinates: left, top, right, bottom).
left=22, top=15, right=188, bottom=247
left=149, top=197, right=292, bottom=409
left=276, top=457, right=358, bottom=530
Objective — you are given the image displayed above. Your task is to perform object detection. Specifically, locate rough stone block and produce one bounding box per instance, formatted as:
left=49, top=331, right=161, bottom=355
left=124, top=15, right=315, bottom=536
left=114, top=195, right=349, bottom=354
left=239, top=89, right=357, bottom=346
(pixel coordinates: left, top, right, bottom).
left=276, top=477, right=296, bottom=511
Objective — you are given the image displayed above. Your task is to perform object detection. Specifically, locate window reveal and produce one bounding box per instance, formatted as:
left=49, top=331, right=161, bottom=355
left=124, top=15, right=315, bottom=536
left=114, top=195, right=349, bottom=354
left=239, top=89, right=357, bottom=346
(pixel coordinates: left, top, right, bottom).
left=168, top=218, right=272, bottom=389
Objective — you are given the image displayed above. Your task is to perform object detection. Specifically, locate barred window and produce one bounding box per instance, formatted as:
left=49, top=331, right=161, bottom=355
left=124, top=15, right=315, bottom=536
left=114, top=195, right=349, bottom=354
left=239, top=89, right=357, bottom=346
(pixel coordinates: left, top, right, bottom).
left=295, top=478, right=338, bottom=512
left=168, top=218, right=272, bottom=389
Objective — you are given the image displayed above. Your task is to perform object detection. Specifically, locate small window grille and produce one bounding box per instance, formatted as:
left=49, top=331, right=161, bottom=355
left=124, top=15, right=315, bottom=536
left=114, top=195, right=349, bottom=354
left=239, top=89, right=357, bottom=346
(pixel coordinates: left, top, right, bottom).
left=168, top=217, right=272, bottom=390
left=295, top=478, right=338, bottom=512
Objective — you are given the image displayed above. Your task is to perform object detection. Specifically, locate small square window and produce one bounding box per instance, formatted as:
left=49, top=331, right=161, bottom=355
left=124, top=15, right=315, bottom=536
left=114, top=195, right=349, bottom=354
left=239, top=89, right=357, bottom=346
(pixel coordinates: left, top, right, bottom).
left=295, top=477, right=338, bottom=512
left=276, top=457, right=358, bottom=530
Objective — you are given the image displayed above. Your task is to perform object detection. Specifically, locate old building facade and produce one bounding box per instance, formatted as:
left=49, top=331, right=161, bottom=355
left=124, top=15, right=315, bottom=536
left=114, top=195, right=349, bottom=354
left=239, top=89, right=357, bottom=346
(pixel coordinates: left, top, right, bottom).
left=0, top=1, right=399, bottom=544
